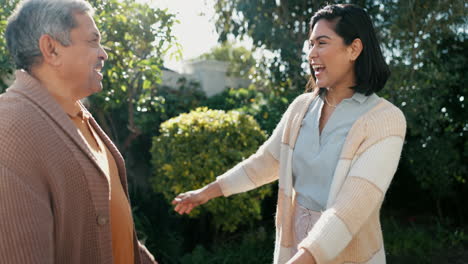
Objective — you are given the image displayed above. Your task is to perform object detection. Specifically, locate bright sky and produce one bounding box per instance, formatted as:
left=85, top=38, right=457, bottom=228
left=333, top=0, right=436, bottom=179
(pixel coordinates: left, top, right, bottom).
left=141, top=0, right=220, bottom=71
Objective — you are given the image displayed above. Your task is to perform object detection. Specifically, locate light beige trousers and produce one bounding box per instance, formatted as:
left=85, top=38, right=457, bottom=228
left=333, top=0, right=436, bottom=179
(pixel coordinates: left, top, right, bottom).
left=292, top=203, right=322, bottom=256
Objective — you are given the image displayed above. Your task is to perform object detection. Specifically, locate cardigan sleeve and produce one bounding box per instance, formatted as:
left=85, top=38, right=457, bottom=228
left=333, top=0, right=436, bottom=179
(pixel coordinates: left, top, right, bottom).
left=0, top=165, right=54, bottom=263
left=215, top=108, right=286, bottom=196
left=215, top=93, right=308, bottom=197
left=298, top=107, right=406, bottom=263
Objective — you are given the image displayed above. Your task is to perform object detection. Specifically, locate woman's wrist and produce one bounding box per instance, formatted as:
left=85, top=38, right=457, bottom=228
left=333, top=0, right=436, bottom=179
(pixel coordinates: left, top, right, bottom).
left=201, top=181, right=223, bottom=200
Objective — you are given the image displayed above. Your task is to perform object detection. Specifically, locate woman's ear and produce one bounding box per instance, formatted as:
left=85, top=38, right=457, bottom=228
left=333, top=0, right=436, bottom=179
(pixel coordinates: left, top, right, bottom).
left=349, top=38, right=363, bottom=61
left=38, top=34, right=62, bottom=67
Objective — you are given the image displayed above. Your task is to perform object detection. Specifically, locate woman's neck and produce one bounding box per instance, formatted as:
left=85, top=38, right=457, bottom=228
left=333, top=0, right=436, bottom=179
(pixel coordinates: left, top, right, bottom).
left=323, top=87, right=355, bottom=106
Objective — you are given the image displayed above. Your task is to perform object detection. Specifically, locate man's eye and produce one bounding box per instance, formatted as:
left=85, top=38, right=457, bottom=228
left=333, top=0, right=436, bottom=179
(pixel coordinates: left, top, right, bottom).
left=89, top=40, right=101, bottom=47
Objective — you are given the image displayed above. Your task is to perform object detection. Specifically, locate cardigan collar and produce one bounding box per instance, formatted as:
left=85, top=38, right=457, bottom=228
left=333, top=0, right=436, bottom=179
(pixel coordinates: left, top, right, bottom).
left=7, top=70, right=108, bottom=178
left=10, top=70, right=84, bottom=117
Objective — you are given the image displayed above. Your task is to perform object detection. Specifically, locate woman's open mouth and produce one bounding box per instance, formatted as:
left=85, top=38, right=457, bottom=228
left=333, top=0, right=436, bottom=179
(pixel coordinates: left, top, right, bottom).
left=312, top=64, right=326, bottom=76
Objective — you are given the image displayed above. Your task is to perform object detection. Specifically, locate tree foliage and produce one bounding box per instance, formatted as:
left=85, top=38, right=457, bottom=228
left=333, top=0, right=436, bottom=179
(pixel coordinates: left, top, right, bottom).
left=202, top=85, right=299, bottom=134
left=198, top=41, right=256, bottom=78
left=0, top=0, right=19, bottom=92
left=213, top=0, right=468, bottom=222
left=378, top=0, right=467, bottom=218
left=85, top=0, right=181, bottom=154
left=213, top=0, right=378, bottom=89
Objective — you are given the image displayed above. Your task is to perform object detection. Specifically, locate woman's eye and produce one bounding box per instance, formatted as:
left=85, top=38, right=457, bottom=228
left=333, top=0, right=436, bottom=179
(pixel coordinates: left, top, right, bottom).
left=308, top=41, right=326, bottom=49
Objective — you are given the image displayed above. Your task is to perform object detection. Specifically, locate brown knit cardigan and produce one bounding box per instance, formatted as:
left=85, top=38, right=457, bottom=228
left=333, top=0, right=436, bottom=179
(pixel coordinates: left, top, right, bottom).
left=0, top=70, right=156, bottom=264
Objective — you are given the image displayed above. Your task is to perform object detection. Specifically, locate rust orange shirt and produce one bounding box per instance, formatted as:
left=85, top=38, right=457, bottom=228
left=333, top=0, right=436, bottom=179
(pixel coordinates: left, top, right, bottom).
left=68, top=107, right=135, bottom=264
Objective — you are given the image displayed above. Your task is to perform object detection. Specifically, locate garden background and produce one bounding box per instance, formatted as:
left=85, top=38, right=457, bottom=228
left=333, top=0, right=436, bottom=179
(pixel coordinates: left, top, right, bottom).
left=0, top=0, right=467, bottom=263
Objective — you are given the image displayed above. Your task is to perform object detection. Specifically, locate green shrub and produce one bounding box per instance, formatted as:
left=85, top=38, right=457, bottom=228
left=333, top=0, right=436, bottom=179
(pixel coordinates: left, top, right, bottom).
left=202, top=86, right=300, bottom=135
left=151, top=107, right=271, bottom=232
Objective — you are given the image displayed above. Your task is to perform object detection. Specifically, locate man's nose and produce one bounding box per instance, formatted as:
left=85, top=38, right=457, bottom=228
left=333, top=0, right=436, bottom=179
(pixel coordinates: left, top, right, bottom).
left=99, top=45, right=109, bottom=61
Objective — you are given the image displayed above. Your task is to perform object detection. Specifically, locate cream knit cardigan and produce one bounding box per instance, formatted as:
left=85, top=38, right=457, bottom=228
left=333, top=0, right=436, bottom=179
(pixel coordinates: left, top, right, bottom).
left=216, top=92, right=406, bottom=264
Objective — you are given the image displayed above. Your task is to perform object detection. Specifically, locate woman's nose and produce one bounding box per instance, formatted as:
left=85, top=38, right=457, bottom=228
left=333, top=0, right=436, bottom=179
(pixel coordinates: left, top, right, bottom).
left=308, top=45, right=317, bottom=61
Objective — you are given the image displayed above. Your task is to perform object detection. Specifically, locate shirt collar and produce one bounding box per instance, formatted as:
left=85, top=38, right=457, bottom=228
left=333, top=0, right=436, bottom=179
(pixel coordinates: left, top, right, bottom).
left=319, top=88, right=369, bottom=105
left=348, top=92, right=368, bottom=104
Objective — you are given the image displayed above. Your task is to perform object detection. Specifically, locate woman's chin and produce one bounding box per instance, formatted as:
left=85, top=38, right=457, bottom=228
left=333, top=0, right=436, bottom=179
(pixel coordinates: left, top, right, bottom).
left=315, top=80, right=327, bottom=88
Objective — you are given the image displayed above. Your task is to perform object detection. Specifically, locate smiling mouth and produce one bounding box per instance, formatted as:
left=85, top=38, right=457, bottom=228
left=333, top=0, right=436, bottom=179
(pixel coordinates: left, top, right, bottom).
left=312, top=64, right=326, bottom=75
left=94, top=68, right=103, bottom=79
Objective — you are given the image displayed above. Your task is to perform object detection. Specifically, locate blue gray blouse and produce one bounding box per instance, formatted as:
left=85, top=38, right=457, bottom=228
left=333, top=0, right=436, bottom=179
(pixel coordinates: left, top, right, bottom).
left=292, top=92, right=381, bottom=211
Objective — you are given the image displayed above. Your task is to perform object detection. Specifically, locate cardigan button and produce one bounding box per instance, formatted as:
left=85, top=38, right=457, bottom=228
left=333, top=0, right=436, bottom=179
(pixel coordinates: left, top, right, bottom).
left=97, top=215, right=109, bottom=226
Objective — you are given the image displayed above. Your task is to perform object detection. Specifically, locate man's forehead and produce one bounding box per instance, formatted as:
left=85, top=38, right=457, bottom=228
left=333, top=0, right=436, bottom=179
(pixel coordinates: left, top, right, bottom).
left=73, top=12, right=100, bottom=36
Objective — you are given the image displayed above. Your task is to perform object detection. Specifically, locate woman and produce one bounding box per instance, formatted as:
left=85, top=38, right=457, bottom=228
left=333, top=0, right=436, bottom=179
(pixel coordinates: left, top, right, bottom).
left=172, top=4, right=406, bottom=264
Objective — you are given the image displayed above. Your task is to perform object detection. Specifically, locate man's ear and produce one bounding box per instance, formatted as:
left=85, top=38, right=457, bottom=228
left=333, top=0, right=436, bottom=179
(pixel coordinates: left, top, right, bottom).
left=349, top=38, right=363, bottom=61
left=38, top=34, right=62, bottom=67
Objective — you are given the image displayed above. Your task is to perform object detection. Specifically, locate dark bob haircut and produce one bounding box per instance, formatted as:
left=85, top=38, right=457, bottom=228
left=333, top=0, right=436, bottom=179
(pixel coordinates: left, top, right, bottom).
left=306, top=4, right=390, bottom=95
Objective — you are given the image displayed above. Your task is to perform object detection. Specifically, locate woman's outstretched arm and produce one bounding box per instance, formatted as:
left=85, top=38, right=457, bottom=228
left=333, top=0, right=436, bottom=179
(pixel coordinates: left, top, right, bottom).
left=172, top=181, right=223, bottom=215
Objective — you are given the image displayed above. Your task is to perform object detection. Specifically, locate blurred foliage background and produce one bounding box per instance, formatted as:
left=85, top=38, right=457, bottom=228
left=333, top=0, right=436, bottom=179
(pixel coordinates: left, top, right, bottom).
left=1, top=0, right=467, bottom=263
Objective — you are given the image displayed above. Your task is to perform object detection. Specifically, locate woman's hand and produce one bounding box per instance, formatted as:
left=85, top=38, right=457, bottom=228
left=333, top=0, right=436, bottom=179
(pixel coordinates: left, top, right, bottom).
left=286, top=249, right=316, bottom=264
left=172, top=182, right=223, bottom=215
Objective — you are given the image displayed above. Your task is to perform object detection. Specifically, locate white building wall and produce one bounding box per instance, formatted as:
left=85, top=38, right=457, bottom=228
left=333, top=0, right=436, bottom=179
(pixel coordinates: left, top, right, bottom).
left=182, top=59, right=229, bottom=97
left=162, top=59, right=251, bottom=97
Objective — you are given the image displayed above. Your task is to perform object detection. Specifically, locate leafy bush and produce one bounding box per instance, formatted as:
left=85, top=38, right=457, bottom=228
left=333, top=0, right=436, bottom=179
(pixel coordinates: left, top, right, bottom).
left=151, top=107, right=271, bottom=232
left=202, top=86, right=300, bottom=135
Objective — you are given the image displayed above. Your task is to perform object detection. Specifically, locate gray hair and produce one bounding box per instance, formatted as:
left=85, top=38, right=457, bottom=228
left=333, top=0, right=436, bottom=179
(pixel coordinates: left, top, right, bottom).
left=6, top=0, right=94, bottom=71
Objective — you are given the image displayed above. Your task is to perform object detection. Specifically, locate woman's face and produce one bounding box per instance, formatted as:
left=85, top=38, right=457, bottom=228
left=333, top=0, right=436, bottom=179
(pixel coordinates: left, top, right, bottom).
left=308, top=19, right=356, bottom=91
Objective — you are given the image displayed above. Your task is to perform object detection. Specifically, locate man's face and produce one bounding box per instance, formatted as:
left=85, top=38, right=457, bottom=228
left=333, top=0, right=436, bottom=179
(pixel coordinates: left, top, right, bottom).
left=58, top=12, right=108, bottom=100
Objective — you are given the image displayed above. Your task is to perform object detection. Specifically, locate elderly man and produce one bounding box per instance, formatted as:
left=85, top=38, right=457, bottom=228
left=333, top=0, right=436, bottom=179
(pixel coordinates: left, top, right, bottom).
left=0, top=0, right=157, bottom=263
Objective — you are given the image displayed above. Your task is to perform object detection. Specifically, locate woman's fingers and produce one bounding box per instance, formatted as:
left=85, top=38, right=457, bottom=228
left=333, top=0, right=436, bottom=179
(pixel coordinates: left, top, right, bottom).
left=183, top=203, right=198, bottom=215
left=172, top=190, right=205, bottom=215
left=174, top=201, right=199, bottom=215
left=186, top=204, right=196, bottom=214
left=173, top=195, right=196, bottom=215
left=173, top=192, right=186, bottom=201
left=172, top=192, right=190, bottom=205
left=180, top=204, right=190, bottom=215
left=174, top=202, right=184, bottom=214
